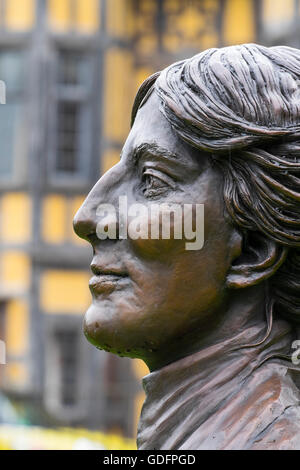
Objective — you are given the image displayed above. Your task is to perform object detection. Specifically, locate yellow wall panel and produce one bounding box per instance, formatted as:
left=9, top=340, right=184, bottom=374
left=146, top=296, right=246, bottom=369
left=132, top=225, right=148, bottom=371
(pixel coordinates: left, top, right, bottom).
left=136, top=34, right=158, bottom=56
left=132, top=359, right=148, bottom=437
left=263, top=0, right=294, bottom=24
left=132, top=358, right=149, bottom=380
left=103, top=48, right=133, bottom=141
left=6, top=362, right=27, bottom=385
left=40, top=270, right=90, bottom=314
left=101, top=149, right=120, bottom=175
left=106, top=0, right=132, bottom=38
left=175, top=5, right=205, bottom=40
left=76, top=0, right=99, bottom=32
left=136, top=67, right=154, bottom=92
left=133, top=391, right=145, bottom=438
left=42, top=195, right=67, bottom=244
left=69, top=196, right=88, bottom=245
left=5, top=0, right=35, bottom=30
left=1, top=251, right=30, bottom=289
left=6, top=299, right=29, bottom=356
left=162, top=33, right=181, bottom=53
left=48, top=0, right=71, bottom=31
left=0, top=193, right=31, bottom=244
left=223, top=0, right=255, bottom=45
left=138, top=0, right=157, bottom=13
left=200, top=31, right=219, bottom=49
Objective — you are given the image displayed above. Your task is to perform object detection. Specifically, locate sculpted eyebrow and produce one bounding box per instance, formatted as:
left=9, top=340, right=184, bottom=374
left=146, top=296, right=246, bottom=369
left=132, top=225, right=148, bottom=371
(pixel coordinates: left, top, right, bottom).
left=131, top=143, right=180, bottom=164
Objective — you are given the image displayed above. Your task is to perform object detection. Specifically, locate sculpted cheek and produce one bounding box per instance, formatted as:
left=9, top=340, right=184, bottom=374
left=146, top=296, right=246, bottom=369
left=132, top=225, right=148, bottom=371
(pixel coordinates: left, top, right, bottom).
left=127, top=206, right=199, bottom=260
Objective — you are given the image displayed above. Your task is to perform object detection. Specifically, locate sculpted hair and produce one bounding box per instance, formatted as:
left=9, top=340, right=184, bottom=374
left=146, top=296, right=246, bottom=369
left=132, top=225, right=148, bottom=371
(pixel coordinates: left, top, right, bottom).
left=131, top=43, right=300, bottom=323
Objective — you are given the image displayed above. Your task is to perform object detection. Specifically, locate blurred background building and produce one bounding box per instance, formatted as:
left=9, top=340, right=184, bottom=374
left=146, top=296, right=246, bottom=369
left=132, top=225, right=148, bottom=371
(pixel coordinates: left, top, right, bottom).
left=0, top=0, right=298, bottom=447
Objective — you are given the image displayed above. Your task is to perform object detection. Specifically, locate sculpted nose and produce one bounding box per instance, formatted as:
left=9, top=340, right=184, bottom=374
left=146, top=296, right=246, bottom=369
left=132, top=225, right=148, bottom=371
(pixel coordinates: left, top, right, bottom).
left=73, top=200, right=97, bottom=241
left=73, top=164, right=123, bottom=241
left=73, top=177, right=105, bottom=240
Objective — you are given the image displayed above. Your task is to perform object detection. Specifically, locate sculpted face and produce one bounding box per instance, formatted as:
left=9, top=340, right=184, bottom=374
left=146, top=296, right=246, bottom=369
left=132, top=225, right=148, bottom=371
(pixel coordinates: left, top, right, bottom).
left=73, top=92, right=242, bottom=370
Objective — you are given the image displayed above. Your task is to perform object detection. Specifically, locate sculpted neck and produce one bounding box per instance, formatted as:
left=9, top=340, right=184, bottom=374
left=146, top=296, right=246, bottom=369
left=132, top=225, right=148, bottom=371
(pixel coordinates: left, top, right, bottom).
left=145, top=283, right=268, bottom=371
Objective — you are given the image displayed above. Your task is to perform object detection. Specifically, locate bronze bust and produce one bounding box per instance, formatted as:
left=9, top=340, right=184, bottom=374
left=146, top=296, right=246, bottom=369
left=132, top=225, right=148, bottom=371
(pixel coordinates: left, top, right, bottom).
left=73, top=44, right=300, bottom=450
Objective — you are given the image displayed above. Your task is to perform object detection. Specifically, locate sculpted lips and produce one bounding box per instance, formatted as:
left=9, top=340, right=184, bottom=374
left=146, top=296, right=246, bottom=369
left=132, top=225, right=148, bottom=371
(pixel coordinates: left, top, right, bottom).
left=89, top=263, right=130, bottom=295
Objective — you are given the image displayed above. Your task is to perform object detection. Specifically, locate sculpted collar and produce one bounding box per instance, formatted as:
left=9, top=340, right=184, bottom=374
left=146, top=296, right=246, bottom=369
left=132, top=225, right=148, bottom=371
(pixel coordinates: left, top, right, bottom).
left=137, top=317, right=300, bottom=450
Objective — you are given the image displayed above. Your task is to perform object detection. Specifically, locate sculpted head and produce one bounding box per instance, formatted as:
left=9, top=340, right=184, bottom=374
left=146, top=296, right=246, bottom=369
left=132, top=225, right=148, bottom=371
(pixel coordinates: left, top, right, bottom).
left=73, top=44, right=300, bottom=371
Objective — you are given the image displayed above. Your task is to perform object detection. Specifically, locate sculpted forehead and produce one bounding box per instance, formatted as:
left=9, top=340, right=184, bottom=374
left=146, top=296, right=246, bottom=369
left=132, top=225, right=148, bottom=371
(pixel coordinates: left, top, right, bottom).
left=123, top=91, right=196, bottom=160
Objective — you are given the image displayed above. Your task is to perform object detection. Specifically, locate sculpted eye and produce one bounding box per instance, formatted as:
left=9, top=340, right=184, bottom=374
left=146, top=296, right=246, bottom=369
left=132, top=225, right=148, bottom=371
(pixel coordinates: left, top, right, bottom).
left=143, top=172, right=165, bottom=190
left=142, top=168, right=175, bottom=195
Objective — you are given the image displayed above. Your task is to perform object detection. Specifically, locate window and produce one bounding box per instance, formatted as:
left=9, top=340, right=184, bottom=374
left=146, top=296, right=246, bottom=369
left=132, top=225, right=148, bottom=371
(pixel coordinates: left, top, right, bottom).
left=55, top=328, right=79, bottom=406
left=44, top=318, right=88, bottom=422
left=48, top=0, right=99, bottom=33
left=49, top=49, right=94, bottom=182
left=103, top=354, right=136, bottom=435
left=56, top=101, right=79, bottom=174
left=0, top=50, right=27, bottom=180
